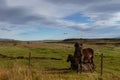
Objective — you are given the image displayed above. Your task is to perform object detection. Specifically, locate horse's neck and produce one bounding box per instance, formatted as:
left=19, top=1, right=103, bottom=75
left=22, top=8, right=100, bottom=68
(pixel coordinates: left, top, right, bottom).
left=75, top=47, right=80, bottom=51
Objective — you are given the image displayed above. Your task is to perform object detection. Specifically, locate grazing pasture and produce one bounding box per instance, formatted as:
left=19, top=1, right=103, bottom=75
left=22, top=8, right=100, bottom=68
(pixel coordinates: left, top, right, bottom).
left=0, top=41, right=120, bottom=80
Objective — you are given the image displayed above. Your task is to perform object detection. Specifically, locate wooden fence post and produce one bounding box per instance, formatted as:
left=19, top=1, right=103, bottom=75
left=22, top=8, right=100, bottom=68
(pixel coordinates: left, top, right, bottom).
left=101, top=53, right=103, bottom=76
left=29, top=52, right=31, bottom=67
left=28, top=52, right=32, bottom=80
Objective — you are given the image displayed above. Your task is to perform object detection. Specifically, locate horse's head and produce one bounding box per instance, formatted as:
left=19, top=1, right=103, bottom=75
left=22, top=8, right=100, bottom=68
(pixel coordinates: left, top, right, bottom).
left=67, top=54, right=73, bottom=62
left=74, top=42, right=79, bottom=48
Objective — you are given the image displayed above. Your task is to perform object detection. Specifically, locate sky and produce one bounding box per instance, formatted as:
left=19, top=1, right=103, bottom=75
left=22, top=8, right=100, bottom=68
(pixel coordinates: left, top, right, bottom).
left=0, top=0, right=120, bottom=40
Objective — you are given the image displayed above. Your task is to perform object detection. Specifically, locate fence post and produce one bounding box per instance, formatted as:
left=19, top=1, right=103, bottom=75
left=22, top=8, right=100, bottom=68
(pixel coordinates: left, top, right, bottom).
left=100, top=53, right=103, bottom=76
left=29, top=52, right=31, bottom=67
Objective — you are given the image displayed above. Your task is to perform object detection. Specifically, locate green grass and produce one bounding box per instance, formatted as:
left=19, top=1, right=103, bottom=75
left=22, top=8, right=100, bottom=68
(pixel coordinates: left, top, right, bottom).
left=0, top=42, right=120, bottom=80
left=0, top=46, right=30, bottom=57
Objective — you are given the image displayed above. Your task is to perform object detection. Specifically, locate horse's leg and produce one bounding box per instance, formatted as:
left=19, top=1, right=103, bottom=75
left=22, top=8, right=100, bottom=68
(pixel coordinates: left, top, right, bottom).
left=88, top=63, right=93, bottom=72
left=77, top=58, right=82, bottom=73
left=79, top=58, right=82, bottom=73
left=78, top=63, right=80, bottom=73
left=75, top=58, right=80, bottom=73
left=91, top=57, right=95, bottom=71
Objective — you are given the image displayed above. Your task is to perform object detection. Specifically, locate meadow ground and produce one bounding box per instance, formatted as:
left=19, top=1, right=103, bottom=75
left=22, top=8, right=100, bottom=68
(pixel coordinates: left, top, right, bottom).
left=0, top=42, right=120, bottom=80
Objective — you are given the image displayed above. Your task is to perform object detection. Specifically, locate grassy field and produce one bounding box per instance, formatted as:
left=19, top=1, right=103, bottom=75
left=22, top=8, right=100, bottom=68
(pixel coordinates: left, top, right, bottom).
left=0, top=42, right=120, bottom=80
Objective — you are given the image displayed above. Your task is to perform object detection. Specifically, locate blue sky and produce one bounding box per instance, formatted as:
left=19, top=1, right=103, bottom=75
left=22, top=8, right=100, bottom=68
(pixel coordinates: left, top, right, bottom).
left=0, top=0, right=120, bottom=40
left=63, top=13, right=91, bottom=23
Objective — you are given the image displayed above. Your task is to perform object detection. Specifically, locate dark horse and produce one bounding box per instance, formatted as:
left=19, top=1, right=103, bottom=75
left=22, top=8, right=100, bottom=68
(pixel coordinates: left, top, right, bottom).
left=67, top=54, right=78, bottom=70
left=67, top=43, right=95, bottom=71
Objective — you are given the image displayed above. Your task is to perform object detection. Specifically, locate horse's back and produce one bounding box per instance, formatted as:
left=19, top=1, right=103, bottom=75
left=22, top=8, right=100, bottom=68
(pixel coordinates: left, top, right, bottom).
left=82, top=48, right=94, bottom=59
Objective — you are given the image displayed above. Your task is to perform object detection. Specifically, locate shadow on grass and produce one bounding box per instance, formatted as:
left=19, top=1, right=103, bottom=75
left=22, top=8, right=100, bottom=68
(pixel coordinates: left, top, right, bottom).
left=0, top=53, right=62, bottom=60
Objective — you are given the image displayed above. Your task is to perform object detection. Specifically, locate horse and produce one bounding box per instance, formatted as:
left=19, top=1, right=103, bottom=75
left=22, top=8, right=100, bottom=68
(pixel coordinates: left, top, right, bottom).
left=67, top=54, right=78, bottom=70
left=67, top=48, right=95, bottom=70
left=82, top=48, right=95, bottom=71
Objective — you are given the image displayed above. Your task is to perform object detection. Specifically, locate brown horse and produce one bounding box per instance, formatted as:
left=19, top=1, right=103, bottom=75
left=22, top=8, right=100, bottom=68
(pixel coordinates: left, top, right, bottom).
left=82, top=48, right=95, bottom=71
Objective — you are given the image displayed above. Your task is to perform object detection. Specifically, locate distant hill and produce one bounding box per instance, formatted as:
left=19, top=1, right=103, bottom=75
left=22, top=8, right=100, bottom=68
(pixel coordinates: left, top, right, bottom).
left=42, top=40, right=61, bottom=42
left=115, top=36, right=120, bottom=38
left=0, top=38, right=15, bottom=41
left=62, top=38, right=120, bottom=44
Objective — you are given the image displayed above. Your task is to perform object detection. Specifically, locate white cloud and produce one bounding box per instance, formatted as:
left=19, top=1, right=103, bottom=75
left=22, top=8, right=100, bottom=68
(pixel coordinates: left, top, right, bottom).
left=0, top=0, right=120, bottom=39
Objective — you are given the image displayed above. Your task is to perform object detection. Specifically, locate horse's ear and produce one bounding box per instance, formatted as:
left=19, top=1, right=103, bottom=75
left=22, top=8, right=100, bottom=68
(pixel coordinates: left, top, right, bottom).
left=79, top=43, right=83, bottom=46
left=74, top=42, right=79, bottom=47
